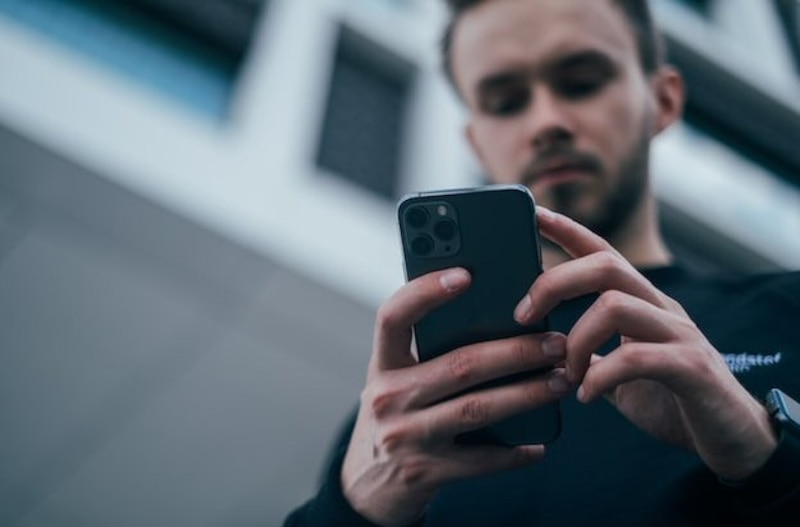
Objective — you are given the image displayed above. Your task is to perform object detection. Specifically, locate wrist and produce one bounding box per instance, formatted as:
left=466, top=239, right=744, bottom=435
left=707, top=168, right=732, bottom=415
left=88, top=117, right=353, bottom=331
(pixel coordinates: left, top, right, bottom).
left=715, top=401, right=778, bottom=482
left=719, top=429, right=800, bottom=508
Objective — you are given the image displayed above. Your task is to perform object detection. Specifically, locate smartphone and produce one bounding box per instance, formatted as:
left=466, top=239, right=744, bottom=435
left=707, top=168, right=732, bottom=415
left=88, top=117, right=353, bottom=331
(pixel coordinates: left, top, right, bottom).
left=397, top=184, right=561, bottom=446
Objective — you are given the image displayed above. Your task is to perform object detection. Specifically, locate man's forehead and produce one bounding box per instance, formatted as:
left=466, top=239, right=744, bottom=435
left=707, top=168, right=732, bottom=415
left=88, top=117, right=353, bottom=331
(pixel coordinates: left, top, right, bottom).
left=451, top=0, right=637, bottom=89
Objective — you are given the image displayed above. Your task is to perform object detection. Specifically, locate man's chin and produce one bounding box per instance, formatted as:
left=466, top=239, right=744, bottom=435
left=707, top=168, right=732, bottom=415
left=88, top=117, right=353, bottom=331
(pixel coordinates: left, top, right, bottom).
left=533, top=188, right=596, bottom=217
left=539, top=199, right=605, bottom=231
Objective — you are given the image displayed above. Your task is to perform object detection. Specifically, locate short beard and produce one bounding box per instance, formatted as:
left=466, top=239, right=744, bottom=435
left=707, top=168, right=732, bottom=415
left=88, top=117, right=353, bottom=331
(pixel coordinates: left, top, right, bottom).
left=524, top=101, right=653, bottom=251
left=551, top=134, right=649, bottom=240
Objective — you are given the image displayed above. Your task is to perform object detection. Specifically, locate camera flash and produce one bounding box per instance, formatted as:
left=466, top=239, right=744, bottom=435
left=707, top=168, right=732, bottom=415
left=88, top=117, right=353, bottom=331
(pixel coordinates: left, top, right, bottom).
left=437, top=205, right=447, bottom=216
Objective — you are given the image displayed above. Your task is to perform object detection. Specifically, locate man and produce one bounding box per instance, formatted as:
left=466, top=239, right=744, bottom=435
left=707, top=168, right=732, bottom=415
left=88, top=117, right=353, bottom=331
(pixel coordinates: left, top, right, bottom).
left=285, top=0, right=800, bottom=525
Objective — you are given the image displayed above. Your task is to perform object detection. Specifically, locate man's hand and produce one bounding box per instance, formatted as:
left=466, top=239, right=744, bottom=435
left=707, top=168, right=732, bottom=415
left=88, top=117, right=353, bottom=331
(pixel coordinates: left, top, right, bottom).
left=341, top=268, right=568, bottom=527
left=515, top=206, right=778, bottom=482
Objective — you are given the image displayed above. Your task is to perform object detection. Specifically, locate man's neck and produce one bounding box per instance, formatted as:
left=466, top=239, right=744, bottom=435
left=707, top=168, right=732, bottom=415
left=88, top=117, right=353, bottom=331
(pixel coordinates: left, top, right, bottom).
left=542, top=193, right=672, bottom=270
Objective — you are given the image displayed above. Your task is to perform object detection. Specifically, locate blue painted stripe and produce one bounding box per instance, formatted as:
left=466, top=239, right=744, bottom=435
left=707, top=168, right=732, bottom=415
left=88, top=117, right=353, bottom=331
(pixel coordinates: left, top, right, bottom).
left=0, top=0, right=235, bottom=120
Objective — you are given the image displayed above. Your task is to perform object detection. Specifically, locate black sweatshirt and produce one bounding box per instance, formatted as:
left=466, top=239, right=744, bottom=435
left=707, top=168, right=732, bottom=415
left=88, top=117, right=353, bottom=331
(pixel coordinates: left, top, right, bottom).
left=285, top=266, right=800, bottom=526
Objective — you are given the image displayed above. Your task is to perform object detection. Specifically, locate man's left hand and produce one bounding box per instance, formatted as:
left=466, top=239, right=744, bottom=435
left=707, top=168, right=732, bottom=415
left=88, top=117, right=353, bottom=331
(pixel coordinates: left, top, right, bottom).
left=515, top=207, right=778, bottom=481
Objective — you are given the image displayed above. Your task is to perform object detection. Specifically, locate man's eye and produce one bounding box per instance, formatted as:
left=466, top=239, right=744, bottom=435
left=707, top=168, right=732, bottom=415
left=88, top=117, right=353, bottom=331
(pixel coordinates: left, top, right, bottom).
left=555, top=71, right=612, bottom=99
left=481, top=87, right=530, bottom=117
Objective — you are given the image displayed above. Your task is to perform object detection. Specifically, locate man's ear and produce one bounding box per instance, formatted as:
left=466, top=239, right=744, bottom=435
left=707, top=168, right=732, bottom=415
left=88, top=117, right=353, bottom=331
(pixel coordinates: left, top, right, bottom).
left=651, top=65, right=686, bottom=136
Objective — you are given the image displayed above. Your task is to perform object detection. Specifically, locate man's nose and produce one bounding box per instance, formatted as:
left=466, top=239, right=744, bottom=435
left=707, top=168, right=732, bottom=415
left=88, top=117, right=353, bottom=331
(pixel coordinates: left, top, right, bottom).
left=524, top=87, right=575, bottom=152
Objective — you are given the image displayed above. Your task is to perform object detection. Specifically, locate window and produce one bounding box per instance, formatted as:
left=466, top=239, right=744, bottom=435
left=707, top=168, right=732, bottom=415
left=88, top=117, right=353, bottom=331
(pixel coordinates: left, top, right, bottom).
left=674, top=0, right=713, bottom=16
left=316, top=28, right=415, bottom=200
left=0, top=0, right=265, bottom=120
left=775, top=0, right=800, bottom=75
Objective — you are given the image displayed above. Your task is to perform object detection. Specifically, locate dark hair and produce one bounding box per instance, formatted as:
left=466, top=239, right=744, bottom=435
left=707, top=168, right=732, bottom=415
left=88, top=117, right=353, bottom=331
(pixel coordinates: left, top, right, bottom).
left=440, top=0, right=665, bottom=91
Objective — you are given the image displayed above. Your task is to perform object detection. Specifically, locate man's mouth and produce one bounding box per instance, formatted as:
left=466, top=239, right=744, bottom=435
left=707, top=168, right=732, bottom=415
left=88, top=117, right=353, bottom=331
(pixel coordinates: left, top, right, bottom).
left=524, top=158, right=597, bottom=188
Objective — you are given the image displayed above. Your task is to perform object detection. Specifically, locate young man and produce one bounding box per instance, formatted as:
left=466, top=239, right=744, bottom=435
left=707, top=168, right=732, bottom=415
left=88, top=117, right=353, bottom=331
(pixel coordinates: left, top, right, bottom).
left=285, top=0, right=800, bottom=525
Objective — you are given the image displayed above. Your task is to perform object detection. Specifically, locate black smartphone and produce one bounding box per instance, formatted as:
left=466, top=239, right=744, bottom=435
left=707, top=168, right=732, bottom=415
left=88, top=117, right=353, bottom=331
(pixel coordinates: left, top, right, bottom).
left=397, top=184, right=561, bottom=446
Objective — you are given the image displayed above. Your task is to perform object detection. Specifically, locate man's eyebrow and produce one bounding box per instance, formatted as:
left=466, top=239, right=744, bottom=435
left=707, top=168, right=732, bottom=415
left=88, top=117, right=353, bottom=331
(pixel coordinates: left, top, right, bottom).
left=476, top=70, right=528, bottom=94
left=544, top=49, right=616, bottom=73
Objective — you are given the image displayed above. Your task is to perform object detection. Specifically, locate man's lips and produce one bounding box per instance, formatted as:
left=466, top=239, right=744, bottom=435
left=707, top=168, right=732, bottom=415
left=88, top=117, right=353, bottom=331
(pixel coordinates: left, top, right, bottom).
left=525, top=160, right=597, bottom=187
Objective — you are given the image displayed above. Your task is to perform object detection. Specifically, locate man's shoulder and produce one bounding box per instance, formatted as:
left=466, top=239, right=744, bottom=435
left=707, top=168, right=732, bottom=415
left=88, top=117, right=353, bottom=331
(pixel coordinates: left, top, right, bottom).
left=740, top=268, right=800, bottom=288
left=660, top=266, right=800, bottom=298
left=719, top=268, right=800, bottom=303
left=651, top=266, right=800, bottom=330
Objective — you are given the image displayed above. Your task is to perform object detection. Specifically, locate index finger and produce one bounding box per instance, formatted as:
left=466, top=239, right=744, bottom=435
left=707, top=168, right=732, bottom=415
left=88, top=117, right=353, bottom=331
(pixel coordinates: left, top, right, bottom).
left=371, top=267, right=471, bottom=372
left=535, top=206, right=617, bottom=259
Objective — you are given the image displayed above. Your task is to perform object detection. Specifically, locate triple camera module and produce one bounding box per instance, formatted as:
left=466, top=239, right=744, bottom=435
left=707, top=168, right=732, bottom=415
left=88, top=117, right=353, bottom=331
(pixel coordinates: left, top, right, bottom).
left=403, top=202, right=461, bottom=258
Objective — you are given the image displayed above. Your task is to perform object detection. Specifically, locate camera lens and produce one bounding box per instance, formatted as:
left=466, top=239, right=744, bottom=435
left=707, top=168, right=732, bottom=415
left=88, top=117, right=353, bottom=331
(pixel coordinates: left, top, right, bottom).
left=405, top=206, right=429, bottom=229
left=433, top=219, right=457, bottom=241
left=411, top=235, right=434, bottom=256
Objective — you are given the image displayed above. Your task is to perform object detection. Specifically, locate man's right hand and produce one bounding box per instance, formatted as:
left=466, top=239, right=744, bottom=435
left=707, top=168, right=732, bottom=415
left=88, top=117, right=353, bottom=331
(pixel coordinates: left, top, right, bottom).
left=340, top=267, right=569, bottom=527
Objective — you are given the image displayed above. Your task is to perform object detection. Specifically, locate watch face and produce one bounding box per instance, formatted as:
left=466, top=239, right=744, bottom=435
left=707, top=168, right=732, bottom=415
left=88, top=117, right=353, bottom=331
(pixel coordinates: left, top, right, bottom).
left=767, top=389, right=800, bottom=434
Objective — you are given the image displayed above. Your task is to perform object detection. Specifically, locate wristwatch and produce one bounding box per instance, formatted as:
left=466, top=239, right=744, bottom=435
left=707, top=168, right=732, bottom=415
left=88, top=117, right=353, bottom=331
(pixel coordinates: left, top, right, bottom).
left=718, top=389, right=800, bottom=502
left=765, top=388, right=800, bottom=437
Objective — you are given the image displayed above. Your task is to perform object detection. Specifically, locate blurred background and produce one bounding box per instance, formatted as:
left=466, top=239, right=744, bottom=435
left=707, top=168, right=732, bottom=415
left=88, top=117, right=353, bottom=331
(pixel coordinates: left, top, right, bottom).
left=0, top=0, right=799, bottom=525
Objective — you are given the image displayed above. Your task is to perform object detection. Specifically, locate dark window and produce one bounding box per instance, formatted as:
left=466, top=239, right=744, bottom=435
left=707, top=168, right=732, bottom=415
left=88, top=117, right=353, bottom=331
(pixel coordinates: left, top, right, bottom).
left=675, top=0, right=713, bottom=16
left=0, top=0, right=266, bottom=119
left=117, top=0, right=263, bottom=62
left=316, top=28, right=415, bottom=200
left=775, top=0, right=800, bottom=75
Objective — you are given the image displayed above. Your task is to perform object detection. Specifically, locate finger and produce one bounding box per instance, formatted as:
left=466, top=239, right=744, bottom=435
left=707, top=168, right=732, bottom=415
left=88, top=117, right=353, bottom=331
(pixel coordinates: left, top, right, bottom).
left=433, top=443, right=546, bottom=484
left=579, top=336, right=727, bottom=403
left=515, top=251, right=666, bottom=325
left=414, top=368, right=570, bottom=440
left=371, top=268, right=471, bottom=372
left=409, top=332, right=567, bottom=406
left=566, top=291, right=680, bottom=383
left=576, top=342, right=677, bottom=403
left=535, top=206, right=615, bottom=258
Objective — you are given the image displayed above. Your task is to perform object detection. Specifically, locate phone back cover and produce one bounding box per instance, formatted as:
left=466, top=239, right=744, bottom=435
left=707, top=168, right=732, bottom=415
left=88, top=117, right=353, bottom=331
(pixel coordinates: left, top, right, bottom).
left=398, top=185, right=561, bottom=445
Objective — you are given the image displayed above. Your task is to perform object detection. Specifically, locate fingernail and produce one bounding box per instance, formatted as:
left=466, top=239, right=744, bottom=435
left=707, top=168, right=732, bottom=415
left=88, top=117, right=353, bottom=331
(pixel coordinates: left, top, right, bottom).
left=547, top=371, right=570, bottom=394
left=514, top=294, right=533, bottom=323
left=519, top=444, right=545, bottom=461
left=537, top=206, right=555, bottom=220
left=541, top=334, right=565, bottom=359
left=577, top=385, right=588, bottom=403
left=440, top=268, right=469, bottom=292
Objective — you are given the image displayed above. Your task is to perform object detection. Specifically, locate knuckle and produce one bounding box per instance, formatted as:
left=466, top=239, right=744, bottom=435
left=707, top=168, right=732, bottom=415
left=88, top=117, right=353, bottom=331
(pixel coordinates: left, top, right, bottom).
left=619, top=346, right=649, bottom=371
left=675, top=315, right=698, bottom=335
left=460, top=397, right=490, bottom=425
left=520, top=335, right=547, bottom=366
left=522, top=379, right=543, bottom=406
left=534, top=273, right=555, bottom=299
left=364, top=383, right=401, bottom=419
left=447, top=350, right=476, bottom=384
left=370, top=392, right=395, bottom=419
left=375, top=305, right=399, bottom=333
left=597, top=290, right=628, bottom=314
left=595, top=250, right=623, bottom=272
left=663, top=295, right=682, bottom=312
left=359, top=385, right=375, bottom=408
left=681, top=344, right=715, bottom=375
left=398, top=456, right=432, bottom=488
left=512, top=338, right=530, bottom=366
left=674, top=300, right=691, bottom=319
left=375, top=424, right=409, bottom=455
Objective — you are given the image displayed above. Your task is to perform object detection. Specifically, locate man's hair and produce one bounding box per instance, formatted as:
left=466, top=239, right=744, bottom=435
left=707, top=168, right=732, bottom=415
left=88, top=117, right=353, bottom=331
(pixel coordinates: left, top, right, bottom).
left=440, top=0, right=666, bottom=91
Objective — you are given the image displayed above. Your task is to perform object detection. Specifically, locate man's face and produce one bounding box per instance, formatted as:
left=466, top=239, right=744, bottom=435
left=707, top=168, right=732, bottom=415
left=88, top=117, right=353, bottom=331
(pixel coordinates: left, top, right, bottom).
left=452, top=0, right=658, bottom=238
